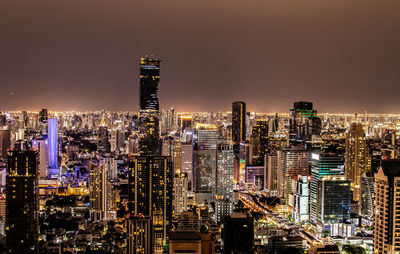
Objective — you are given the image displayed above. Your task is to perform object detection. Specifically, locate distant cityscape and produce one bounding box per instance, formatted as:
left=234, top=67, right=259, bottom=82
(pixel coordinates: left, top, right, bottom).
left=1, top=57, right=399, bottom=254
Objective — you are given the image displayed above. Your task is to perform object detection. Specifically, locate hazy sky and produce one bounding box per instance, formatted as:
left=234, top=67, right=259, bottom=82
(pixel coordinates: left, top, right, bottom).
left=1, top=0, right=400, bottom=113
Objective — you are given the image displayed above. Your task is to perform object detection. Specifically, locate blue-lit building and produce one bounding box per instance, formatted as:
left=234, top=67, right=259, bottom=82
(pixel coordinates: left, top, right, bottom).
left=47, top=118, right=59, bottom=178
left=310, top=152, right=344, bottom=225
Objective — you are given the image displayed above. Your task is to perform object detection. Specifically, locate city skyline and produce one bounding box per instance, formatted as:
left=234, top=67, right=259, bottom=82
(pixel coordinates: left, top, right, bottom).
left=2, top=1, right=400, bottom=113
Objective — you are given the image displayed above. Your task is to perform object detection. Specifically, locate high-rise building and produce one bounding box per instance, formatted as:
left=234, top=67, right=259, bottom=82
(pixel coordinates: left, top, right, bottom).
left=32, top=138, right=48, bottom=178
left=215, top=142, right=234, bottom=222
left=162, top=137, right=182, bottom=174
left=345, top=123, right=370, bottom=203
left=310, top=152, right=344, bottom=224
left=289, top=101, right=321, bottom=147
left=232, top=102, right=246, bottom=184
left=281, top=146, right=309, bottom=203
left=181, top=143, right=193, bottom=188
left=174, top=172, right=189, bottom=216
left=138, top=57, right=161, bottom=156
left=47, top=118, right=59, bottom=178
left=249, top=120, right=269, bottom=166
left=360, top=172, right=374, bottom=219
left=39, top=108, right=48, bottom=123
left=89, top=162, right=116, bottom=221
left=0, top=130, right=10, bottom=161
left=6, top=149, right=39, bottom=253
left=293, top=175, right=310, bottom=224
left=374, top=160, right=400, bottom=253
left=128, top=156, right=173, bottom=243
left=98, top=123, right=110, bottom=154
left=316, top=175, right=350, bottom=232
left=266, top=151, right=283, bottom=197
left=128, top=216, right=153, bottom=254
left=193, top=123, right=219, bottom=202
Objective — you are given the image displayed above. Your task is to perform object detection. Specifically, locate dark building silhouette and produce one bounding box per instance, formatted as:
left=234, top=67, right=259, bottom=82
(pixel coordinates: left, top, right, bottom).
left=289, top=101, right=321, bottom=147
left=6, top=149, right=39, bottom=254
left=250, top=120, right=269, bottom=166
left=39, top=108, right=48, bottom=123
left=97, top=125, right=110, bottom=153
left=128, top=156, right=173, bottom=245
left=139, top=57, right=162, bottom=155
left=128, top=216, right=153, bottom=254
left=221, top=213, right=254, bottom=254
left=232, top=101, right=246, bottom=145
left=0, top=130, right=11, bottom=161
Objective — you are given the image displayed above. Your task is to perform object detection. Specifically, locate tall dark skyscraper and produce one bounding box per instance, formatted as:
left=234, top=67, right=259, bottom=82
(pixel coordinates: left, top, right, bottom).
left=140, top=58, right=160, bottom=111
left=138, top=57, right=161, bottom=155
left=289, top=101, right=321, bottom=147
left=128, top=156, right=173, bottom=249
left=232, top=101, right=246, bottom=184
left=6, top=149, right=39, bottom=254
left=232, top=101, right=246, bottom=145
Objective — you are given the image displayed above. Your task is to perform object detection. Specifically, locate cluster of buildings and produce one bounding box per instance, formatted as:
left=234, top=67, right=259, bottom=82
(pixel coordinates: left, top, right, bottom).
left=1, top=57, right=400, bottom=253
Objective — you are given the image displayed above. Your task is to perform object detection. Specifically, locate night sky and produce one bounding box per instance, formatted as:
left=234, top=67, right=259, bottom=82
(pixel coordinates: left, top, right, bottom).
left=1, top=0, right=400, bottom=113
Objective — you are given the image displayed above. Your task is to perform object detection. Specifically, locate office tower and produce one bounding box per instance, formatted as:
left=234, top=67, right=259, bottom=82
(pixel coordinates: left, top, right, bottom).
left=374, top=160, right=400, bottom=253
left=89, top=162, right=116, bottom=221
left=345, top=123, right=371, bottom=203
left=162, top=137, right=182, bottom=174
left=193, top=123, right=219, bottom=202
left=293, top=175, right=310, bottom=223
left=316, top=175, right=350, bottom=230
left=101, top=156, right=118, bottom=181
left=179, top=115, right=192, bottom=131
left=289, top=101, right=321, bottom=146
left=249, top=120, right=269, bottom=166
left=232, top=102, right=246, bottom=184
left=181, top=142, right=193, bottom=180
left=174, top=172, right=188, bottom=216
left=232, top=101, right=246, bottom=144
left=266, top=151, right=283, bottom=197
left=360, top=172, right=374, bottom=218
left=47, top=118, right=59, bottom=178
left=310, top=152, right=344, bottom=224
left=271, top=113, right=279, bottom=133
left=128, top=156, right=173, bottom=243
left=221, top=213, right=254, bottom=254
left=97, top=122, right=110, bottom=155
left=281, top=146, right=309, bottom=203
left=6, top=149, right=39, bottom=253
left=215, top=142, right=234, bottom=222
left=32, top=138, right=48, bottom=178
left=39, top=108, right=48, bottom=123
left=0, top=130, right=11, bottom=161
left=128, top=216, right=153, bottom=254
left=138, top=57, right=161, bottom=156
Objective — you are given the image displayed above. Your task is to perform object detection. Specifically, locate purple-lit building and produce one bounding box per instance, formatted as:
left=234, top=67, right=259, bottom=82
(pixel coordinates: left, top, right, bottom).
left=47, top=118, right=59, bottom=178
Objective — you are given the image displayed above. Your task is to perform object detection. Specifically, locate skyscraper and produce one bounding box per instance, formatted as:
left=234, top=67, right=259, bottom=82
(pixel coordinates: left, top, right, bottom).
left=138, top=57, right=161, bottom=156
left=249, top=120, right=269, bottom=166
left=310, top=152, right=344, bottom=224
left=128, top=216, right=153, bottom=254
left=232, top=102, right=246, bottom=145
left=98, top=121, right=110, bottom=154
left=128, top=156, right=173, bottom=245
left=232, top=101, right=246, bottom=184
left=0, top=130, right=11, bottom=161
left=192, top=123, right=219, bottom=202
left=289, top=101, right=321, bottom=147
left=6, top=149, right=39, bottom=253
left=345, top=123, right=370, bottom=203
left=374, top=160, right=400, bottom=253
left=47, top=118, right=59, bottom=178
left=32, top=138, right=48, bottom=178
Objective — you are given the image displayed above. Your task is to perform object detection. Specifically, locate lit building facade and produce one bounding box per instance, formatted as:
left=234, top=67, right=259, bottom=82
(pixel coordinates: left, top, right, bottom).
left=6, top=149, right=39, bottom=253
left=374, top=160, right=400, bottom=253
left=128, top=156, right=173, bottom=243
left=345, top=122, right=371, bottom=203
left=292, top=175, right=310, bottom=224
